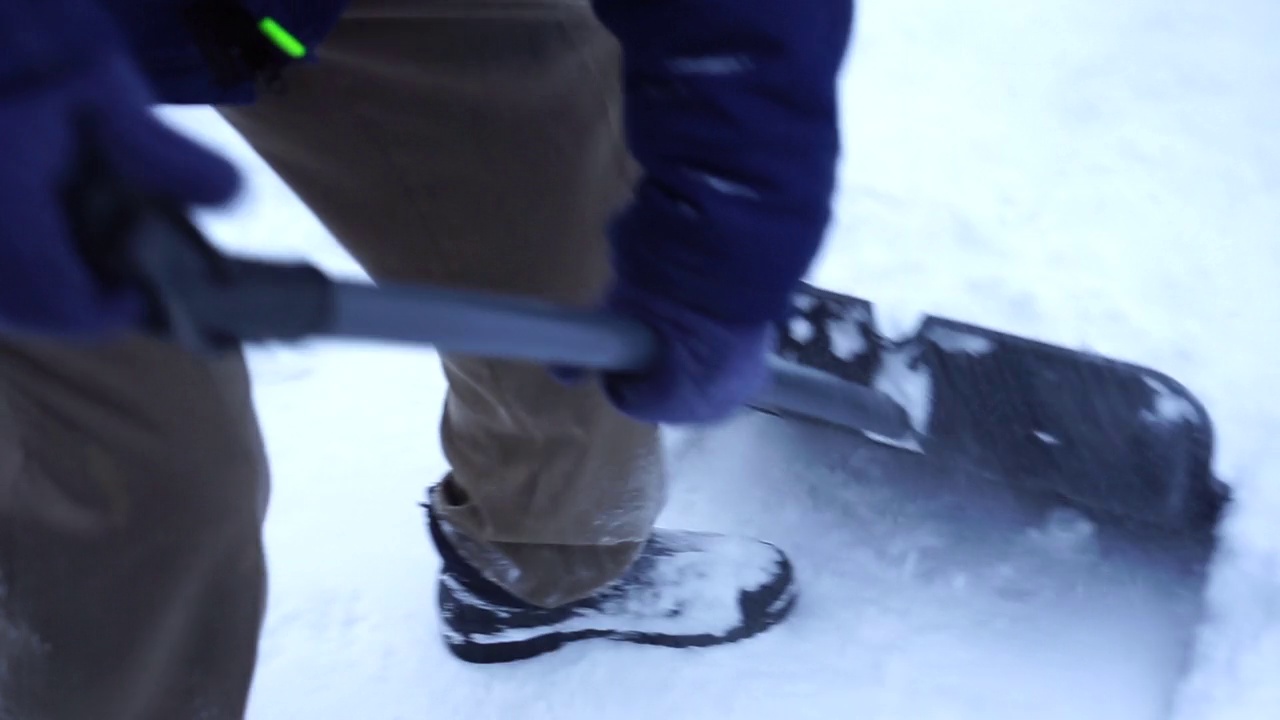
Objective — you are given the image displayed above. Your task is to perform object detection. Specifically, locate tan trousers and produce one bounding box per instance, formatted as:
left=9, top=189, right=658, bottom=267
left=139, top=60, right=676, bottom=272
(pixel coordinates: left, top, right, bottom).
left=0, top=3, right=665, bottom=718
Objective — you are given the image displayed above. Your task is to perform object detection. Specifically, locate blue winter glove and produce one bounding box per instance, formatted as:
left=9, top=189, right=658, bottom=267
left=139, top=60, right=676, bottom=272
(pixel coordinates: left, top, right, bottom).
left=585, top=0, right=854, bottom=424
left=0, top=0, right=240, bottom=339
left=597, top=282, right=774, bottom=424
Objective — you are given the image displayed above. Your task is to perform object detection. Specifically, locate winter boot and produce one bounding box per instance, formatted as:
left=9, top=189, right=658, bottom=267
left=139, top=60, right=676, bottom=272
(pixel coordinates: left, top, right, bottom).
left=425, top=504, right=797, bottom=664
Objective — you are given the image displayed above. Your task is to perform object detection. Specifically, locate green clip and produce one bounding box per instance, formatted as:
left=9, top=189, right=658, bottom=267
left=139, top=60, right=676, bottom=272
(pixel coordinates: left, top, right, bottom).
left=258, top=17, right=307, bottom=59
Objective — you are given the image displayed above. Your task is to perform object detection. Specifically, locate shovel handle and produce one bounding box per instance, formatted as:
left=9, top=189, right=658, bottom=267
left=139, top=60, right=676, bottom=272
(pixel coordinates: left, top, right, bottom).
left=64, top=144, right=915, bottom=438
left=329, top=280, right=913, bottom=437
left=329, top=280, right=658, bottom=371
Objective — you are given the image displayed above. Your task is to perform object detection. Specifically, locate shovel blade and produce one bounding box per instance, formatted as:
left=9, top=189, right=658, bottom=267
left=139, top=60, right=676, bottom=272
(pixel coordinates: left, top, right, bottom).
left=758, top=282, right=1229, bottom=536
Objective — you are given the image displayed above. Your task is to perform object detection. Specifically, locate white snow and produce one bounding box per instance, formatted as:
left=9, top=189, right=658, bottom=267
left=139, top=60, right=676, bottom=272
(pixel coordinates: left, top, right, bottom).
left=154, top=0, right=1279, bottom=717
left=1143, top=375, right=1202, bottom=425
left=1024, top=508, right=1100, bottom=559
left=872, top=303, right=927, bottom=342
left=927, top=326, right=998, bottom=356
left=824, top=313, right=868, bottom=360
left=872, top=349, right=934, bottom=434
left=861, top=430, right=923, bottom=453
left=788, top=316, right=816, bottom=344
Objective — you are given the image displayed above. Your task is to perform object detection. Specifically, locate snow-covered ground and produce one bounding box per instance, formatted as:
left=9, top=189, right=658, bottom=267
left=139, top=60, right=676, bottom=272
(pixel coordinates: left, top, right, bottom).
left=161, top=0, right=1279, bottom=717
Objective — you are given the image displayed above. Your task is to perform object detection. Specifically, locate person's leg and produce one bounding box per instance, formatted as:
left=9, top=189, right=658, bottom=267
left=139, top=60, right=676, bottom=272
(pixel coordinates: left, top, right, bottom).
left=0, top=336, right=269, bottom=719
left=217, top=1, right=662, bottom=609
left=216, top=0, right=795, bottom=663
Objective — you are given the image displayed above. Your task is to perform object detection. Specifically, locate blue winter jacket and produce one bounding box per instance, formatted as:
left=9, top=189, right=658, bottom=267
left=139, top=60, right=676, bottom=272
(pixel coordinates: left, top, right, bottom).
left=98, top=0, right=349, bottom=103
left=4, top=0, right=853, bottom=328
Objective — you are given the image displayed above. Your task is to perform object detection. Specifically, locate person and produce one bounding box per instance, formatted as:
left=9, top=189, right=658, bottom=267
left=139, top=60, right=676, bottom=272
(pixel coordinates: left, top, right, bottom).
left=0, top=0, right=853, bottom=717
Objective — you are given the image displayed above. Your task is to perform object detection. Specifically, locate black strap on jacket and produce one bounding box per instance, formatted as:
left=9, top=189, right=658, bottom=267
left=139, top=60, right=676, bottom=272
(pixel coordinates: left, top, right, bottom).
left=184, top=0, right=303, bottom=92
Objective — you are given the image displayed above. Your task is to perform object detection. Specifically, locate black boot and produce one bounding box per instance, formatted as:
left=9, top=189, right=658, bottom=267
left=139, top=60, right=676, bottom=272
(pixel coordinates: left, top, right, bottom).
left=425, top=503, right=797, bottom=664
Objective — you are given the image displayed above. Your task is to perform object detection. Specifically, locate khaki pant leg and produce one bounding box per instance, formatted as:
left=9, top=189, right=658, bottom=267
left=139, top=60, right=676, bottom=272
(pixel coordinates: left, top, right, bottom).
left=0, top=336, right=269, bottom=720
left=216, top=1, right=665, bottom=608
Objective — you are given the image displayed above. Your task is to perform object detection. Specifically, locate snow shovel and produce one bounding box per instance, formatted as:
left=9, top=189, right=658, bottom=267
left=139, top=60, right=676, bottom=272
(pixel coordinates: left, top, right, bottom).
left=65, top=149, right=1230, bottom=540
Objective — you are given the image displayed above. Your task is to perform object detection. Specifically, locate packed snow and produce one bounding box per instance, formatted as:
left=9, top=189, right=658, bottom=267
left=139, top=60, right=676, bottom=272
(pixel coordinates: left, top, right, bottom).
left=158, top=0, right=1278, bottom=718
left=1143, top=375, right=1204, bottom=426
left=871, top=348, right=933, bottom=434
left=789, top=316, right=816, bottom=344
left=925, top=326, right=997, bottom=357
left=824, top=312, right=869, bottom=361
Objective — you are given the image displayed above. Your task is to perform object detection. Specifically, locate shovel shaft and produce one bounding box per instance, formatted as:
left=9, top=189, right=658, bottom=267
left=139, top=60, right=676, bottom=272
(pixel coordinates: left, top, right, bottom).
left=330, top=281, right=658, bottom=372
left=65, top=157, right=916, bottom=440
left=756, top=356, right=915, bottom=439
left=333, top=280, right=914, bottom=437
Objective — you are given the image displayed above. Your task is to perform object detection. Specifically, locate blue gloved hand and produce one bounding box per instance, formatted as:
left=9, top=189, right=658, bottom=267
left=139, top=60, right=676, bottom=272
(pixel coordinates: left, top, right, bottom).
left=597, top=282, right=774, bottom=425
left=1, top=0, right=240, bottom=339
left=584, top=0, right=853, bottom=424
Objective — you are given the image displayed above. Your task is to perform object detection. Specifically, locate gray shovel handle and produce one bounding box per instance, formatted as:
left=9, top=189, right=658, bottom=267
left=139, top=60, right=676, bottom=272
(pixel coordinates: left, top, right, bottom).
left=332, top=282, right=659, bottom=371
left=330, top=281, right=915, bottom=439
left=68, top=154, right=915, bottom=440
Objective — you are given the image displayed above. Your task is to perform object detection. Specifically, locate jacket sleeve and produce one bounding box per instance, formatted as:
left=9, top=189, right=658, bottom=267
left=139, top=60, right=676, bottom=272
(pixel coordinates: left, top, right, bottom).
left=592, top=0, right=855, bottom=325
left=0, top=0, right=127, bottom=90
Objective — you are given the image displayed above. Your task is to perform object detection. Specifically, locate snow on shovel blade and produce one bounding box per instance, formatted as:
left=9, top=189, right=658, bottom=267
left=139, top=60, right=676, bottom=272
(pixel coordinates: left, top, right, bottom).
left=753, top=282, right=1230, bottom=537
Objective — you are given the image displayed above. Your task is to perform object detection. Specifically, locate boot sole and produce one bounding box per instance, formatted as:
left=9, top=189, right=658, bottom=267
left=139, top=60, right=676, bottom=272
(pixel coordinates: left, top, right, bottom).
left=442, top=559, right=798, bottom=664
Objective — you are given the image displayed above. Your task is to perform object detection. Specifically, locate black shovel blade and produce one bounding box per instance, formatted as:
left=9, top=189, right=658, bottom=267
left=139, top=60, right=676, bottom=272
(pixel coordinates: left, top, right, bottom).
left=758, top=282, right=1230, bottom=536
